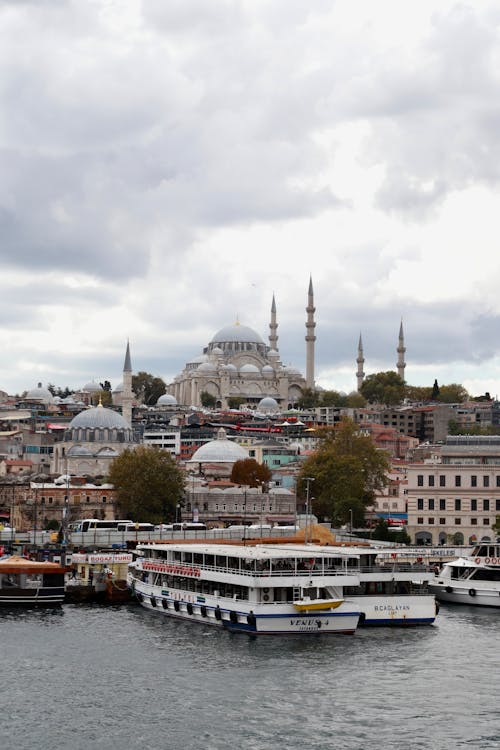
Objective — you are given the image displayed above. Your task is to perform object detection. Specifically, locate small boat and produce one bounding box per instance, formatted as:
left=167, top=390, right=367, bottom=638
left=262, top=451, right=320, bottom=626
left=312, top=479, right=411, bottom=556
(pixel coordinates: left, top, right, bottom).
left=66, top=552, right=133, bottom=603
left=429, top=542, right=500, bottom=608
left=0, top=555, right=67, bottom=606
left=293, top=598, right=344, bottom=611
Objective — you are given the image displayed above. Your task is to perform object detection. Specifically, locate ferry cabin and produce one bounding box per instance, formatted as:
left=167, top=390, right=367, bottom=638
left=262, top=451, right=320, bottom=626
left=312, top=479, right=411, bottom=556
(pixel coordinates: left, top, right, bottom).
left=429, top=542, right=500, bottom=608
left=129, top=543, right=361, bottom=635
left=0, top=555, right=66, bottom=606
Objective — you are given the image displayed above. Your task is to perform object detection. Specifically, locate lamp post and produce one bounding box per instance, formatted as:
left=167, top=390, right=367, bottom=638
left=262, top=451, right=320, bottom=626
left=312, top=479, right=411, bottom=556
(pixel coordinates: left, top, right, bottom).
left=303, top=477, right=315, bottom=545
left=175, top=503, right=181, bottom=524
left=349, top=508, right=354, bottom=537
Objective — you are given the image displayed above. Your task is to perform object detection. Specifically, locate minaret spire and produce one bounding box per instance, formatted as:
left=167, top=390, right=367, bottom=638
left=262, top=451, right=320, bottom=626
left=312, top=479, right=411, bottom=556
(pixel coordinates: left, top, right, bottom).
left=122, top=339, right=133, bottom=427
left=269, top=293, right=278, bottom=352
left=356, top=333, right=365, bottom=392
left=305, top=276, right=316, bottom=389
left=397, top=319, right=406, bottom=381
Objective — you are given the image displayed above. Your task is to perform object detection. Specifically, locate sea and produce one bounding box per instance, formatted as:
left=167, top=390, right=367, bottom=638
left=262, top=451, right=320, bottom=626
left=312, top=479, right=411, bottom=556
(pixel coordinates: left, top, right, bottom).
left=0, top=602, right=498, bottom=750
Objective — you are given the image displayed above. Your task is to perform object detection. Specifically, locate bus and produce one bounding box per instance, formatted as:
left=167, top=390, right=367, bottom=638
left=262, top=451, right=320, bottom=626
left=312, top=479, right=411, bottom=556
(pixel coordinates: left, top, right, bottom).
left=115, top=522, right=155, bottom=532
left=171, top=522, right=207, bottom=532
left=69, top=519, right=134, bottom=533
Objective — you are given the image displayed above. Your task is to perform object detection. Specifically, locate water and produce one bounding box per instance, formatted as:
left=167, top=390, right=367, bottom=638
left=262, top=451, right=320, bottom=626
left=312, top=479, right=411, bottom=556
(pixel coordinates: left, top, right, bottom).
left=0, top=603, right=498, bottom=750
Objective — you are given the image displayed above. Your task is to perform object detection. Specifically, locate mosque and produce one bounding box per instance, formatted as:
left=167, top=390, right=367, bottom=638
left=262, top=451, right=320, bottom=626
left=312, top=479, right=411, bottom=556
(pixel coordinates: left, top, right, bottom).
left=167, top=280, right=317, bottom=410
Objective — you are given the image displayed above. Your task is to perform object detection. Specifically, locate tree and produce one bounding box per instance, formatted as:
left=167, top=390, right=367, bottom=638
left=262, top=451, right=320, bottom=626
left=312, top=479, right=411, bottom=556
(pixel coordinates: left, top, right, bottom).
left=108, top=446, right=185, bottom=523
left=230, top=458, right=272, bottom=488
left=297, top=418, right=390, bottom=525
left=297, top=387, right=320, bottom=409
left=227, top=396, right=245, bottom=409
left=431, top=379, right=440, bottom=400
left=359, top=371, right=406, bottom=405
left=132, top=371, right=167, bottom=405
left=371, top=519, right=410, bottom=544
left=435, top=383, right=469, bottom=403
left=200, top=390, right=217, bottom=408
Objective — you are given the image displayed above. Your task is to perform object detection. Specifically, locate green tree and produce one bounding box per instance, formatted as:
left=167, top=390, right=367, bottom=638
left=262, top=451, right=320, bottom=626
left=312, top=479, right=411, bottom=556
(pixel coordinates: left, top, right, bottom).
left=359, top=371, right=406, bottom=405
left=431, top=379, right=440, bottom=400
left=320, top=390, right=345, bottom=407
left=435, top=383, right=469, bottom=403
left=404, top=384, right=432, bottom=401
left=200, top=390, right=217, bottom=408
left=132, top=371, right=167, bottom=405
left=298, top=418, right=389, bottom=525
left=345, top=391, right=366, bottom=407
left=297, top=387, right=320, bottom=408
left=108, top=446, right=185, bottom=523
left=371, top=519, right=410, bottom=544
left=230, top=458, right=272, bottom=488
left=227, top=396, right=245, bottom=409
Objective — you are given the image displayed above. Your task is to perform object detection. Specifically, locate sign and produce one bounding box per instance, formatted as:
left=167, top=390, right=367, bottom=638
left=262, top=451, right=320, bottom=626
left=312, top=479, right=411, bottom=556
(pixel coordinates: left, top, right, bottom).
left=71, top=553, right=132, bottom=564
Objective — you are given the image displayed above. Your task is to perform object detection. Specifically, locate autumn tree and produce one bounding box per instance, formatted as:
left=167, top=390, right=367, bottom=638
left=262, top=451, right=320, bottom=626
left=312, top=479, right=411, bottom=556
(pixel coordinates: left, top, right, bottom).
left=108, top=446, right=185, bottom=523
left=132, top=371, right=167, bottom=405
left=230, top=458, right=272, bottom=488
left=297, top=418, right=390, bottom=525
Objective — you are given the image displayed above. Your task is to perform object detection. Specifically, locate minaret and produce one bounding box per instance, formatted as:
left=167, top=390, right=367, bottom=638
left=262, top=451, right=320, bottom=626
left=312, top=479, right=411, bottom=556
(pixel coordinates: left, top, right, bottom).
left=269, top=293, right=278, bottom=352
left=356, top=333, right=365, bottom=391
left=122, top=339, right=133, bottom=427
left=397, top=320, right=406, bottom=381
left=305, top=276, right=316, bottom=389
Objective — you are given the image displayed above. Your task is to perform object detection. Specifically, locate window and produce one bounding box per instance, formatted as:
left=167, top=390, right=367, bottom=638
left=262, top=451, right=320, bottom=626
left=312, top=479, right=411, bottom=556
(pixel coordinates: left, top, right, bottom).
left=483, top=499, right=490, bottom=511
left=471, top=475, right=477, bottom=487
left=102, top=496, right=107, bottom=503
left=428, top=518, right=435, bottom=524
left=439, top=475, right=446, bottom=487
left=439, top=518, right=445, bottom=525
left=483, top=518, right=490, bottom=525
left=496, top=476, right=500, bottom=487
left=440, top=499, right=446, bottom=510
left=417, top=475, right=424, bottom=487
left=428, top=499, right=435, bottom=510
left=417, top=498, right=424, bottom=510
left=417, top=517, right=424, bottom=524
left=428, top=475, right=435, bottom=487
left=455, top=476, right=461, bottom=487
left=471, top=499, right=477, bottom=511
left=471, top=518, right=477, bottom=525
left=455, top=518, right=461, bottom=525
left=483, top=475, right=489, bottom=488
left=496, top=499, right=500, bottom=512
left=455, top=499, right=461, bottom=511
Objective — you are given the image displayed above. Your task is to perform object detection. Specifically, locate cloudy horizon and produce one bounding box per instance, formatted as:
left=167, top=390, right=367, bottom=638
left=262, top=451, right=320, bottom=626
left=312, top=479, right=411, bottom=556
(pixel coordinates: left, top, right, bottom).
left=2, top=1, right=500, bottom=399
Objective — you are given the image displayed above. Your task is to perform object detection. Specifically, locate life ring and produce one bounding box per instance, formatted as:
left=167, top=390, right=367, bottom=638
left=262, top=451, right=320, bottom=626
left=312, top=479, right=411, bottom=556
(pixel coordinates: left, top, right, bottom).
left=186, top=603, right=193, bottom=615
left=214, top=606, right=222, bottom=621
left=229, top=610, right=238, bottom=624
left=247, top=612, right=256, bottom=628
left=174, top=600, right=180, bottom=612
left=200, top=605, right=208, bottom=618
left=469, top=588, right=476, bottom=597
left=263, top=594, right=270, bottom=602
left=475, top=557, right=482, bottom=564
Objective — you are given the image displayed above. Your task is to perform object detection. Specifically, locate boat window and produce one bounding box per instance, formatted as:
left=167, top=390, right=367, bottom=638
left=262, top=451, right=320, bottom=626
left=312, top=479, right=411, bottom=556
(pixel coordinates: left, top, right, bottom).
left=183, top=552, right=193, bottom=564
left=204, top=555, right=214, bottom=568
left=216, top=556, right=227, bottom=568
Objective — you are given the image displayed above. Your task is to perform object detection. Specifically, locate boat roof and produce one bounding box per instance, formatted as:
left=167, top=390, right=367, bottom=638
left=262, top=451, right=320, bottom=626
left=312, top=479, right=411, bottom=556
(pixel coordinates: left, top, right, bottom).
left=138, top=542, right=364, bottom=560
left=0, top=555, right=67, bottom=574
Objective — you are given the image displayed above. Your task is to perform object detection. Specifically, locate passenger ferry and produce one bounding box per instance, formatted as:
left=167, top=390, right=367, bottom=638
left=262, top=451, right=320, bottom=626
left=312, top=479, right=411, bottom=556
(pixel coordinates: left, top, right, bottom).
left=128, top=541, right=438, bottom=633
left=0, top=555, right=67, bottom=606
left=429, top=542, right=500, bottom=608
left=128, top=542, right=361, bottom=635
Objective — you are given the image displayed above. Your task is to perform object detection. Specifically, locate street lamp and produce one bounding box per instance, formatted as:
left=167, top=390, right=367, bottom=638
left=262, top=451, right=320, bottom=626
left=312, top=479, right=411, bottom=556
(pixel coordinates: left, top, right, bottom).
left=303, top=477, right=315, bottom=545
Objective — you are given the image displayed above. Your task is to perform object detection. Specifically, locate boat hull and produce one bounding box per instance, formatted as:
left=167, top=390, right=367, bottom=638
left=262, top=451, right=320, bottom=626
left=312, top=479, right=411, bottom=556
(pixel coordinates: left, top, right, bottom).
left=429, top=583, right=500, bottom=608
left=352, top=595, right=438, bottom=625
left=132, top=585, right=359, bottom=635
left=0, top=587, right=65, bottom=606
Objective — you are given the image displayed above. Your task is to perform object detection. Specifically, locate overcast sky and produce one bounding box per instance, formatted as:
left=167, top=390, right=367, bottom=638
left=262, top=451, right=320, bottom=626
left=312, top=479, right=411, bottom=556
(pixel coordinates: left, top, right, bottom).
left=2, top=0, right=500, bottom=398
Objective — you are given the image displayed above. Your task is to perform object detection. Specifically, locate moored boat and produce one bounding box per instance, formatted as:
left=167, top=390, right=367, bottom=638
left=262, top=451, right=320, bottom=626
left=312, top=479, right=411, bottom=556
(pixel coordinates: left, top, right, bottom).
left=429, top=542, right=500, bottom=608
left=66, top=552, right=133, bottom=603
left=128, top=542, right=361, bottom=635
left=0, top=555, right=67, bottom=606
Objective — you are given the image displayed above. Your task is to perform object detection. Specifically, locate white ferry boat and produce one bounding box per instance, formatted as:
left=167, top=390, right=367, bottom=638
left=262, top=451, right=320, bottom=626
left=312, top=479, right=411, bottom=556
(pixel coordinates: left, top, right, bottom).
left=429, top=542, right=500, bottom=608
left=128, top=542, right=361, bottom=635
left=128, top=542, right=438, bottom=633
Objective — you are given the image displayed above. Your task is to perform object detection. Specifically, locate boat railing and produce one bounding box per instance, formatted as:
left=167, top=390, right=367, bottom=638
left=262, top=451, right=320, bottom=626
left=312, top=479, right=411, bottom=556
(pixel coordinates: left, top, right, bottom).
left=140, top=559, right=360, bottom=578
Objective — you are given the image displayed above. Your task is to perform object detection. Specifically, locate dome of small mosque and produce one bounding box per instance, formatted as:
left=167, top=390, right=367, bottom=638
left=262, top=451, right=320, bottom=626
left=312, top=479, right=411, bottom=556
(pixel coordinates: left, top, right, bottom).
left=190, top=428, right=249, bottom=463
left=82, top=381, right=102, bottom=393
left=69, top=403, right=130, bottom=431
left=25, top=383, right=55, bottom=404
left=157, top=393, right=178, bottom=406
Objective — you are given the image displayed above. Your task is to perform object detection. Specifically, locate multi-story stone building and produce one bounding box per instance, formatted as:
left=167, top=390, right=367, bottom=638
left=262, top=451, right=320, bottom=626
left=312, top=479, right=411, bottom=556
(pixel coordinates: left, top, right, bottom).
left=406, top=436, right=500, bottom=545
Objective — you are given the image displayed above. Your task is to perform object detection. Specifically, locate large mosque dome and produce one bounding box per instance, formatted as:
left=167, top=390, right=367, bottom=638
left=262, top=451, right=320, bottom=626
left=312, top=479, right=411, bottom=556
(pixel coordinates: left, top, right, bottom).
left=190, top=428, right=249, bottom=464
left=210, top=323, right=264, bottom=345
left=69, top=404, right=130, bottom=431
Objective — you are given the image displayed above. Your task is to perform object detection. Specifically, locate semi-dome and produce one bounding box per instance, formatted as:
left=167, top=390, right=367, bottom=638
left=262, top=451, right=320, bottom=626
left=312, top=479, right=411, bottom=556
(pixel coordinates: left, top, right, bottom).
left=211, top=323, right=264, bottom=345
left=69, top=404, right=130, bottom=430
left=113, top=382, right=124, bottom=393
left=188, top=354, right=209, bottom=365
left=240, top=363, right=260, bottom=374
left=223, top=363, right=237, bottom=372
left=198, top=361, right=217, bottom=372
left=190, top=428, right=249, bottom=463
left=157, top=393, right=177, bottom=406
left=262, top=365, right=274, bottom=376
left=211, top=346, right=223, bottom=355
left=83, top=381, right=102, bottom=393
left=25, top=383, right=55, bottom=404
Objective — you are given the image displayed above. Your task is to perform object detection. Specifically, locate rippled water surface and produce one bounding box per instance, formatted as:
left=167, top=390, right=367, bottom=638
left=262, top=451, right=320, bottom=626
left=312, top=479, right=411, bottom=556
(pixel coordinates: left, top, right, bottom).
left=0, top=603, right=498, bottom=750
